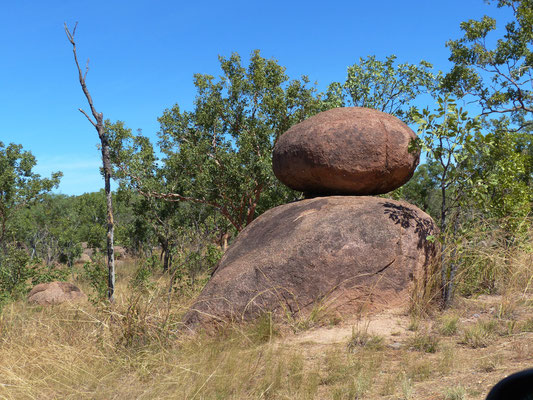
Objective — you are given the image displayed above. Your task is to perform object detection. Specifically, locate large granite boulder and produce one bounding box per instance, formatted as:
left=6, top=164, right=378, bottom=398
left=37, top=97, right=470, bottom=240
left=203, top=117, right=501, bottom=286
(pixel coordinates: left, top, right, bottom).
left=183, top=196, right=438, bottom=327
left=28, top=281, right=87, bottom=305
left=272, top=107, right=420, bottom=195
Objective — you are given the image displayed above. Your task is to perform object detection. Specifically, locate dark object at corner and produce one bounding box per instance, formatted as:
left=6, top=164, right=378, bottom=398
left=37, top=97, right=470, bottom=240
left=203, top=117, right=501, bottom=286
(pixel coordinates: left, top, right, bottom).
left=486, top=369, right=533, bottom=400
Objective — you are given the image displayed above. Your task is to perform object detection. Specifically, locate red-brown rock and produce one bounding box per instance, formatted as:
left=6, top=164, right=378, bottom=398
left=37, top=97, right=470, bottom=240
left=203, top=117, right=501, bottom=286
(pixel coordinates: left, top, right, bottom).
left=272, top=107, right=420, bottom=195
left=183, top=196, right=438, bottom=327
left=28, top=281, right=87, bottom=305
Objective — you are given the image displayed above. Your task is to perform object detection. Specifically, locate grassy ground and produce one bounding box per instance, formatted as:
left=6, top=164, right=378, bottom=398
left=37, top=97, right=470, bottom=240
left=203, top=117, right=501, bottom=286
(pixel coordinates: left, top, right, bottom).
left=0, top=247, right=532, bottom=399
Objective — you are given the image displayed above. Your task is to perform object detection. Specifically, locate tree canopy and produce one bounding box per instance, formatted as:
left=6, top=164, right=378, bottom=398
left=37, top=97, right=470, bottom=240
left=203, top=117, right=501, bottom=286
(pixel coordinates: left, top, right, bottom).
left=444, top=0, right=532, bottom=121
left=113, top=50, right=323, bottom=233
left=324, top=55, right=440, bottom=122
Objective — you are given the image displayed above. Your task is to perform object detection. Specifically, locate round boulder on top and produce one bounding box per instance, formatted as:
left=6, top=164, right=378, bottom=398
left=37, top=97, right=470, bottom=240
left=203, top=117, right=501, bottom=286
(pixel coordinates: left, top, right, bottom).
left=272, top=107, right=420, bottom=195
left=183, top=196, right=439, bottom=327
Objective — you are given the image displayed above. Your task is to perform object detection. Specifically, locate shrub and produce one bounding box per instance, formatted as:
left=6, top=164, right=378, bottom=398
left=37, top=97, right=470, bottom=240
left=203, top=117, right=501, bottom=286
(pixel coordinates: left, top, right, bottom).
left=81, top=260, right=108, bottom=302
left=461, top=320, right=497, bottom=348
left=439, top=314, right=460, bottom=336
left=408, top=332, right=440, bottom=353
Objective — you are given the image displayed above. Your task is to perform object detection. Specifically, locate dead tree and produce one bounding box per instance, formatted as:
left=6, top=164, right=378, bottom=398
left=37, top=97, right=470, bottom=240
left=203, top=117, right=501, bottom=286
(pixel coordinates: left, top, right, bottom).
left=65, top=22, right=115, bottom=302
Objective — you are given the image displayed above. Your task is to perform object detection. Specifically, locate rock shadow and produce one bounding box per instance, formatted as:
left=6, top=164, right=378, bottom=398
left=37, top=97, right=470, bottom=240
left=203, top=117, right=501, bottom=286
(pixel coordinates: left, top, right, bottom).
left=381, top=201, right=436, bottom=250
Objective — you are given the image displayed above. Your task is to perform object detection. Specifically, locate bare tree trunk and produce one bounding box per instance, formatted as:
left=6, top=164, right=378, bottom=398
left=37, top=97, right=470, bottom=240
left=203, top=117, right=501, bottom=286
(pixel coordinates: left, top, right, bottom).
left=101, top=139, right=115, bottom=301
left=440, top=179, right=449, bottom=305
left=445, top=215, right=460, bottom=307
left=65, top=22, right=115, bottom=302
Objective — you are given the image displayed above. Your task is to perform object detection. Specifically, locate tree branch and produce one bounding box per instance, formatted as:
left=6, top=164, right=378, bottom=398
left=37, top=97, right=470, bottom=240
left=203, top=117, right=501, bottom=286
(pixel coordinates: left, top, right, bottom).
left=79, top=108, right=96, bottom=127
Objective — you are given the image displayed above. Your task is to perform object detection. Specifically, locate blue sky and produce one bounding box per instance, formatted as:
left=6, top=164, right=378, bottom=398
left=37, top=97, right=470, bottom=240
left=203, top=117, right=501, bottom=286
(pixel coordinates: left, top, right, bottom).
left=1, top=0, right=511, bottom=195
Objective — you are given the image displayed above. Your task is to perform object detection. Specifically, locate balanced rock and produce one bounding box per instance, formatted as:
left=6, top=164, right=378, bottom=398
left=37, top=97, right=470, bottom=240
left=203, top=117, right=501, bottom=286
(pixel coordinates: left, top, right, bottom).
left=28, top=281, right=87, bottom=305
left=272, top=107, right=420, bottom=195
left=183, top=196, right=438, bottom=327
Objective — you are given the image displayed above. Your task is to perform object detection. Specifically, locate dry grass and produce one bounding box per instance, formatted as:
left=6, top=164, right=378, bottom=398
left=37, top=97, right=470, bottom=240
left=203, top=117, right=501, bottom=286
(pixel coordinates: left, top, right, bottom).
left=0, top=227, right=532, bottom=399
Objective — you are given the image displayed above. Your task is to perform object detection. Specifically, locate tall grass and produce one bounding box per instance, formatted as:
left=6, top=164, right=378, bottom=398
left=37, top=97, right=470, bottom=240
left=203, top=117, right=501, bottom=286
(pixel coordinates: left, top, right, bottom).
left=0, top=219, right=531, bottom=399
left=449, top=217, right=532, bottom=298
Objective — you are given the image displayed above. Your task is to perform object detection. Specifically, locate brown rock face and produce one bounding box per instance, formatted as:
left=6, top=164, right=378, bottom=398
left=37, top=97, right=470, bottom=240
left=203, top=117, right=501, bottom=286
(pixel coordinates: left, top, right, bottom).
left=183, top=196, right=438, bottom=327
left=272, top=107, right=420, bottom=195
left=27, top=281, right=87, bottom=305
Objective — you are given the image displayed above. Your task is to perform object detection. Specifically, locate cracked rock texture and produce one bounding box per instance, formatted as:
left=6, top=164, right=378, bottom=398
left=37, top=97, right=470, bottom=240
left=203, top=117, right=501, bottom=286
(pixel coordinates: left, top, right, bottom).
left=183, top=196, right=438, bottom=327
left=272, top=107, right=420, bottom=195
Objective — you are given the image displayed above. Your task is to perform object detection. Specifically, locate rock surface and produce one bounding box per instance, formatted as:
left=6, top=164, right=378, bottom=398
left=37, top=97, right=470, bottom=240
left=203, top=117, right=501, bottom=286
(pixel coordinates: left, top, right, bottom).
left=76, top=252, right=92, bottom=264
left=272, top=107, right=420, bottom=195
left=183, top=196, right=438, bottom=327
left=28, top=281, right=87, bottom=305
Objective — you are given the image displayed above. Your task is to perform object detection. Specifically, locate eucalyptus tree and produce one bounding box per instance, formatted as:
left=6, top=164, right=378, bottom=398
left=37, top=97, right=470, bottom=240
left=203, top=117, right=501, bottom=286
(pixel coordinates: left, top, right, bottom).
left=112, top=51, right=323, bottom=234
left=444, top=0, right=532, bottom=233
left=13, top=194, right=82, bottom=266
left=0, top=142, right=61, bottom=300
left=412, top=96, right=482, bottom=306
left=463, top=117, right=531, bottom=238
left=444, top=0, right=532, bottom=121
left=324, top=55, right=440, bottom=122
left=0, top=142, right=61, bottom=248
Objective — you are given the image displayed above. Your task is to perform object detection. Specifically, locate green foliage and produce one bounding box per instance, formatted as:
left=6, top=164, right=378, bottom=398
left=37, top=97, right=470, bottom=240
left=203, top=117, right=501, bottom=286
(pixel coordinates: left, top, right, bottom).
left=174, top=238, right=223, bottom=289
left=461, top=119, right=531, bottom=239
left=13, top=194, right=82, bottom=266
left=82, top=261, right=108, bottom=302
left=408, top=332, right=440, bottom=353
left=0, top=246, right=33, bottom=299
left=0, top=142, right=61, bottom=246
left=325, top=55, right=440, bottom=122
left=412, top=96, right=482, bottom=305
left=129, top=257, right=157, bottom=292
left=439, top=314, right=460, bottom=336
left=111, top=50, right=322, bottom=232
left=444, top=0, right=533, bottom=117
left=0, top=142, right=61, bottom=307
left=73, top=191, right=108, bottom=250
left=412, top=96, right=482, bottom=227
left=394, top=161, right=444, bottom=217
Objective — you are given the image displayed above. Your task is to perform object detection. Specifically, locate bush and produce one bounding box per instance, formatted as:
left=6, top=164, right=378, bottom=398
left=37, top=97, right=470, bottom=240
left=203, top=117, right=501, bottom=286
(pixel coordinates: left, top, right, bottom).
left=408, top=332, right=440, bottom=353
left=129, top=258, right=156, bottom=292
left=81, top=260, right=108, bottom=302
left=0, top=246, right=34, bottom=302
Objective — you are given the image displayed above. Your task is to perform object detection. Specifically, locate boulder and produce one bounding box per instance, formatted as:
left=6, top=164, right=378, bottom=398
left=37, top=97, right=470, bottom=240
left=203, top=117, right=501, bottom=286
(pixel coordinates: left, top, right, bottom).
left=76, top=252, right=92, bottom=264
left=272, top=107, right=420, bottom=195
left=114, top=246, right=127, bottom=259
left=183, top=196, right=438, bottom=327
left=28, top=281, right=87, bottom=305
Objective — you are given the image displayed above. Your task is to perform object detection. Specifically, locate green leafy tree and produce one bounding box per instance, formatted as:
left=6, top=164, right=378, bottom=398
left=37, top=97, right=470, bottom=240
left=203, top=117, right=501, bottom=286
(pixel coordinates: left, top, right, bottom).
left=444, top=0, right=532, bottom=119
left=324, top=55, right=440, bottom=122
left=0, top=142, right=61, bottom=248
left=463, top=118, right=531, bottom=238
left=113, top=51, right=323, bottom=233
left=394, top=161, right=443, bottom=217
left=13, top=194, right=82, bottom=267
left=413, top=96, right=482, bottom=306
left=0, top=142, right=61, bottom=301
left=73, top=191, right=108, bottom=250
